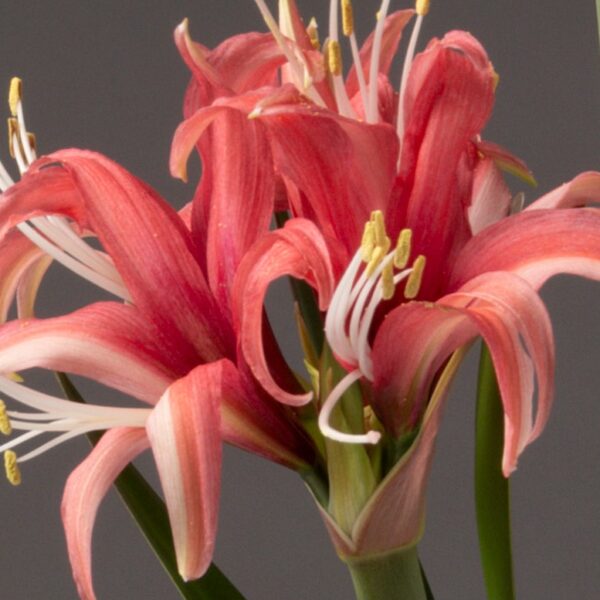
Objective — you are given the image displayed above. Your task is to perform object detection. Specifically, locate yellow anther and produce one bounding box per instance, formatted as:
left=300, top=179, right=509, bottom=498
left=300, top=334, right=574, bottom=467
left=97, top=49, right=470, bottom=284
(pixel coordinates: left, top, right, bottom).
left=0, top=400, right=11, bottom=436
left=381, top=260, right=395, bottom=300
left=26, top=132, right=36, bottom=153
left=370, top=210, right=384, bottom=245
left=327, top=40, right=343, bottom=76
left=341, top=0, right=354, bottom=37
left=7, top=117, right=18, bottom=158
left=8, top=77, right=22, bottom=117
left=492, top=69, right=500, bottom=91
left=360, top=221, right=375, bottom=262
left=416, top=0, right=430, bottom=16
left=307, top=18, right=320, bottom=49
left=4, top=450, right=21, bottom=486
left=366, top=245, right=385, bottom=276
left=394, top=228, right=413, bottom=269
left=404, top=255, right=426, bottom=299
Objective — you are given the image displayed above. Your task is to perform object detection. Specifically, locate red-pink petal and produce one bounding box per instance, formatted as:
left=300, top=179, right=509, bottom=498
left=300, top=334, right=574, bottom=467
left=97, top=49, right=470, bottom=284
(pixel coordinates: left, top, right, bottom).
left=233, top=218, right=335, bottom=405
left=527, top=171, right=600, bottom=210
left=450, top=208, right=600, bottom=291
left=146, top=364, right=222, bottom=581
left=475, top=139, right=536, bottom=187
left=0, top=303, right=173, bottom=403
left=62, top=427, right=150, bottom=600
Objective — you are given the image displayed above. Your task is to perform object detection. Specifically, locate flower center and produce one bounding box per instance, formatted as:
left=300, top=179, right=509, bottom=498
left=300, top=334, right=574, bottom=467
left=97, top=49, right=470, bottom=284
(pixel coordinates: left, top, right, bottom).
left=320, top=210, right=426, bottom=444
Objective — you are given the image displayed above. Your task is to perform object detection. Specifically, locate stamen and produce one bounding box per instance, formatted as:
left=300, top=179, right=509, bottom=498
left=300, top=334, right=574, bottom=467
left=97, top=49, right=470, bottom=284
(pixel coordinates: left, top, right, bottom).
left=416, top=0, right=430, bottom=16
left=307, top=18, right=320, bottom=49
left=394, top=228, right=413, bottom=269
left=341, top=0, right=354, bottom=37
left=4, top=450, right=21, bottom=485
left=404, top=254, right=426, bottom=299
left=327, top=40, right=343, bottom=76
left=7, top=118, right=18, bottom=158
left=381, top=260, right=395, bottom=300
left=8, top=78, right=22, bottom=117
left=366, top=244, right=386, bottom=276
left=318, top=369, right=381, bottom=445
left=360, top=221, right=375, bottom=262
left=0, top=400, right=12, bottom=435
left=367, top=0, right=392, bottom=123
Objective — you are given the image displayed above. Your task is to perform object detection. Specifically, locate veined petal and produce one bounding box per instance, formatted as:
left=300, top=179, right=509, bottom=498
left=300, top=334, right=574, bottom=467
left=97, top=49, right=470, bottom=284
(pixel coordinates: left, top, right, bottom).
left=392, top=31, right=496, bottom=297
left=527, top=171, right=600, bottom=210
left=0, top=303, right=173, bottom=404
left=345, top=10, right=415, bottom=102
left=449, top=208, right=600, bottom=290
left=62, top=427, right=150, bottom=600
left=233, top=218, right=335, bottom=405
left=44, top=150, right=234, bottom=365
left=440, top=272, right=555, bottom=475
left=146, top=364, right=222, bottom=581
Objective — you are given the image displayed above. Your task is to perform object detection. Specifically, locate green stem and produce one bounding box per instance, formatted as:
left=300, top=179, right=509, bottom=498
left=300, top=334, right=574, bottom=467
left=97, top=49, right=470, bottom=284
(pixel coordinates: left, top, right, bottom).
left=55, top=373, right=245, bottom=600
left=345, top=546, right=428, bottom=600
left=474, top=345, right=515, bottom=600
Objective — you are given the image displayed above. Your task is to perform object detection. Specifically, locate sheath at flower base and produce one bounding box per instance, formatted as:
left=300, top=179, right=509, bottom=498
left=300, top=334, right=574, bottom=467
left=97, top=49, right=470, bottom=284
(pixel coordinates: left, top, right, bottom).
left=0, top=85, right=315, bottom=600
left=172, top=0, right=600, bottom=583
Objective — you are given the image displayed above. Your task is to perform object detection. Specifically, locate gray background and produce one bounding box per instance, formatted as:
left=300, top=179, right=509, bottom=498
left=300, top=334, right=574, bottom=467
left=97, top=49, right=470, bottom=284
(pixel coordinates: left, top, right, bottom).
left=0, top=1, right=598, bottom=598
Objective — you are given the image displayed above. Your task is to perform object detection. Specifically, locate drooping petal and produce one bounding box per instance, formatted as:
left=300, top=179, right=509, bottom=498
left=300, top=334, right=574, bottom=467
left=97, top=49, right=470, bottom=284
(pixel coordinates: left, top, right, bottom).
left=40, top=150, right=234, bottom=365
left=345, top=10, right=415, bottom=102
left=392, top=31, right=497, bottom=297
left=475, top=139, right=536, bottom=187
left=62, top=427, right=150, bottom=600
left=233, top=218, right=335, bottom=405
left=468, top=157, right=512, bottom=235
left=527, top=171, right=600, bottom=210
left=0, top=303, right=173, bottom=403
left=146, top=364, right=222, bottom=581
left=440, top=272, right=555, bottom=475
left=449, top=208, right=600, bottom=291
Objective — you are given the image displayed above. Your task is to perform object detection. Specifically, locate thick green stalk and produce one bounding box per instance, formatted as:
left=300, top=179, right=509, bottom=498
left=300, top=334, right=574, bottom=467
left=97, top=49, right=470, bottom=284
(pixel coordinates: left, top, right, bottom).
left=474, top=346, right=515, bottom=600
left=56, top=373, right=245, bottom=600
left=345, top=546, right=428, bottom=600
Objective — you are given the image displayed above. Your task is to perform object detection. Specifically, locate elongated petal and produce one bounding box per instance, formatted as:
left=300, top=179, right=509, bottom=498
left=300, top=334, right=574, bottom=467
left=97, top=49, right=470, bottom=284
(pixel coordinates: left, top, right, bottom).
left=0, top=303, right=173, bottom=403
left=62, top=427, right=150, bottom=600
left=345, top=10, right=415, bottom=101
left=450, top=208, right=600, bottom=290
left=527, top=171, right=600, bottom=210
left=440, top=272, right=555, bottom=474
left=233, top=218, right=335, bottom=405
left=41, top=150, right=233, bottom=365
left=146, top=364, right=222, bottom=581
left=468, top=158, right=512, bottom=235
left=256, top=93, right=399, bottom=257
left=392, top=31, right=496, bottom=297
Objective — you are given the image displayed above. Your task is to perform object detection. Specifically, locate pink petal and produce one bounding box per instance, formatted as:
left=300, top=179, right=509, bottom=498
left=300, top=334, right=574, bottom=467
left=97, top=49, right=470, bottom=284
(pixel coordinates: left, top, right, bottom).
left=0, top=303, right=173, bottom=403
left=450, top=208, right=600, bottom=291
left=468, top=157, right=512, bottom=235
left=441, top=272, right=555, bottom=475
left=62, top=427, right=150, bottom=600
left=475, top=139, right=536, bottom=187
left=345, top=10, right=415, bottom=101
left=146, top=364, right=222, bottom=581
left=392, top=31, right=496, bottom=297
left=527, top=171, right=600, bottom=210
left=43, top=150, right=234, bottom=365
left=233, top=218, right=335, bottom=405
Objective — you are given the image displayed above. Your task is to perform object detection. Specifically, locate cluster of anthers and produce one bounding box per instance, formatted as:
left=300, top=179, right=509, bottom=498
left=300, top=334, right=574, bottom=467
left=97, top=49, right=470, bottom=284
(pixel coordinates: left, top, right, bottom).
left=254, top=0, right=430, bottom=140
left=0, top=80, right=147, bottom=486
left=320, top=210, right=425, bottom=445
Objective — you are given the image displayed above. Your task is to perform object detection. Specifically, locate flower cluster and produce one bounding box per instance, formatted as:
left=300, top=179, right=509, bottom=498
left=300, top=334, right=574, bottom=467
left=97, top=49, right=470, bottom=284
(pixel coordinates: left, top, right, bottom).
left=0, top=1, right=598, bottom=598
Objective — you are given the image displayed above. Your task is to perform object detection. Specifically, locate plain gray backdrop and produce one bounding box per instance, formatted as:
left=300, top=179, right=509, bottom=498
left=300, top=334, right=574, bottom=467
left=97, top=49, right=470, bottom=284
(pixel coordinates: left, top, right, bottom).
left=0, top=1, right=598, bottom=598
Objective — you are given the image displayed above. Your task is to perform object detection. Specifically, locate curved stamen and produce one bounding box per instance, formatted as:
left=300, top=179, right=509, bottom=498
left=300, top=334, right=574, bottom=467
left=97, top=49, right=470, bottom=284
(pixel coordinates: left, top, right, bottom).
left=366, top=0, right=392, bottom=123
left=318, top=368, right=381, bottom=444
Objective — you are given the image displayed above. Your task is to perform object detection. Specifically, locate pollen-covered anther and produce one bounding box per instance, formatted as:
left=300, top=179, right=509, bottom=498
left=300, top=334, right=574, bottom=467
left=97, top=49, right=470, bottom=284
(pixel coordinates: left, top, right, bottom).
left=366, top=245, right=385, bottom=277
left=327, top=40, right=343, bottom=77
left=394, top=228, right=413, bottom=269
left=360, top=221, right=375, bottom=262
left=26, top=132, right=36, bottom=153
left=381, top=260, right=395, bottom=300
left=307, top=17, right=320, bottom=49
left=405, top=255, right=426, bottom=299
left=8, top=77, right=22, bottom=117
left=7, top=117, right=18, bottom=158
left=372, top=210, right=387, bottom=247
left=416, top=0, right=431, bottom=16
left=342, top=0, right=354, bottom=37
left=0, top=400, right=12, bottom=436
left=4, top=450, right=21, bottom=486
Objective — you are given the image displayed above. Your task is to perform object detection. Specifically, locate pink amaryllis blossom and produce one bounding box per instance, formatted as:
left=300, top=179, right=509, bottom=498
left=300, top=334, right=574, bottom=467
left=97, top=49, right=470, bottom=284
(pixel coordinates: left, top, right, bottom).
left=172, top=0, right=600, bottom=560
left=0, top=81, right=313, bottom=599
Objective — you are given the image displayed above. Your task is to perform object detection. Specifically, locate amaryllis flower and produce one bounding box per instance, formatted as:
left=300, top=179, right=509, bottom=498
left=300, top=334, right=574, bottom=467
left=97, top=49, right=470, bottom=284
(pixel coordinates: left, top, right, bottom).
left=173, top=0, right=600, bottom=562
left=0, top=80, right=313, bottom=599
